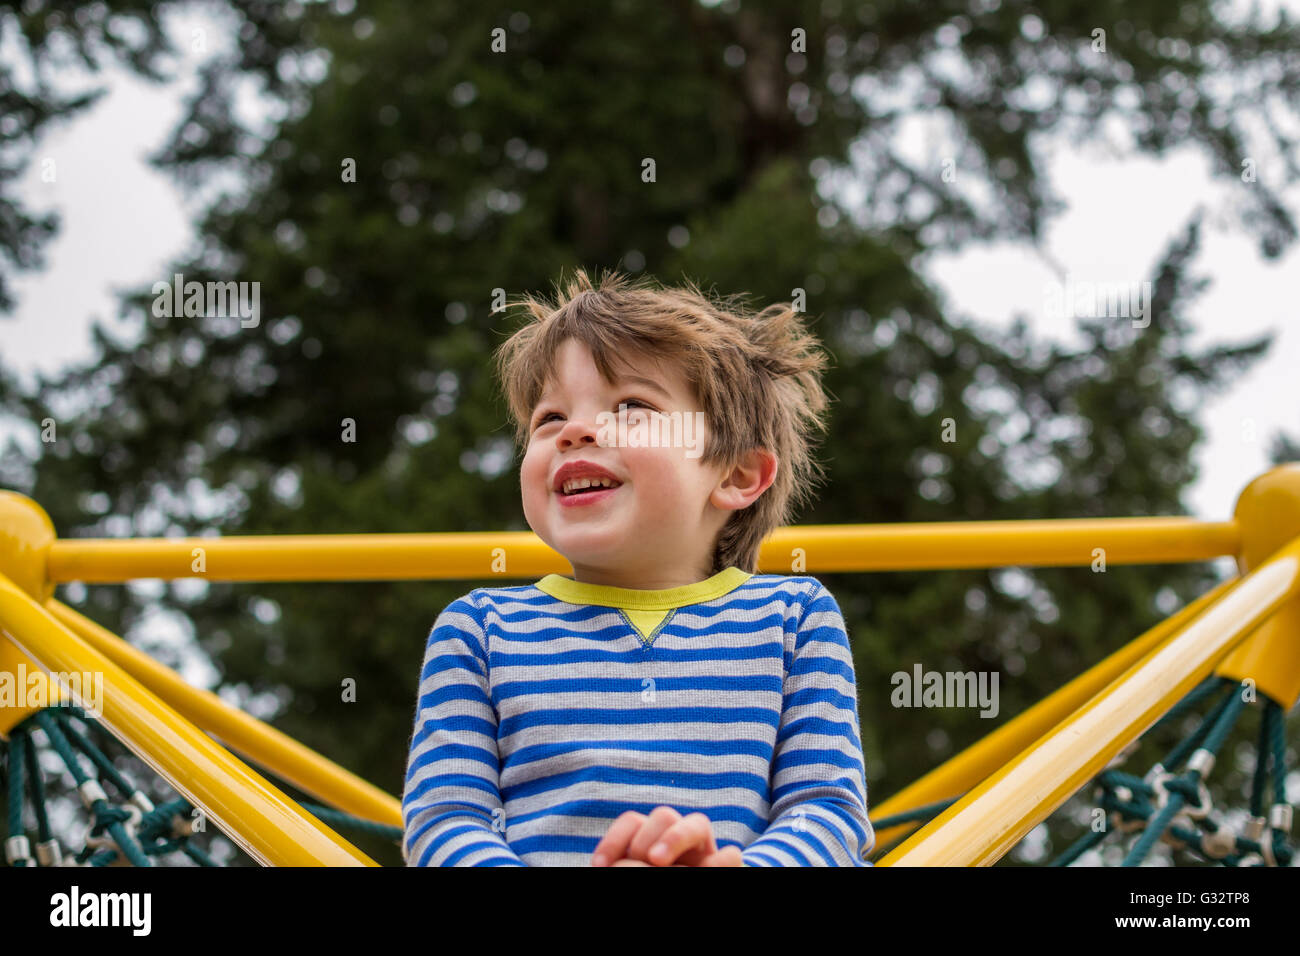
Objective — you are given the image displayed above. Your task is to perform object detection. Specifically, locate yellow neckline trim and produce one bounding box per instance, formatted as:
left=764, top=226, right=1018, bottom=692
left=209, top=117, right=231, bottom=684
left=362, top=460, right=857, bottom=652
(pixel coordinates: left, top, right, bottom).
left=534, top=566, right=752, bottom=610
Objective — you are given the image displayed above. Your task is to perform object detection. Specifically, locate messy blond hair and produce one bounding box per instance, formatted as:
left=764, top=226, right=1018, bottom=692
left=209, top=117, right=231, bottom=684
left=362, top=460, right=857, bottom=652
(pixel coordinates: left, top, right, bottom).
left=492, top=267, right=833, bottom=575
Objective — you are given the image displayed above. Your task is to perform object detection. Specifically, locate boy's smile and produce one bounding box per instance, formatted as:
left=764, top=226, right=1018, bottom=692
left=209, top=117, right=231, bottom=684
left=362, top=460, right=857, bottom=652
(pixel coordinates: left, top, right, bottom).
left=552, top=457, right=624, bottom=504
left=520, top=338, right=739, bottom=589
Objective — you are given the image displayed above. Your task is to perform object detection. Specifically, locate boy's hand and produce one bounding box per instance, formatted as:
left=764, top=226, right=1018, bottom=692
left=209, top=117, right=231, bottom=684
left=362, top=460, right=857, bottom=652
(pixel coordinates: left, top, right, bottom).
left=592, top=807, right=744, bottom=867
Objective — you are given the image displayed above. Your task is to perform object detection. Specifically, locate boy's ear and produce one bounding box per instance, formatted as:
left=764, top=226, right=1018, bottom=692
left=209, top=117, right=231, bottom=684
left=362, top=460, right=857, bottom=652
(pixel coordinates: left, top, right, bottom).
left=712, top=448, right=778, bottom=512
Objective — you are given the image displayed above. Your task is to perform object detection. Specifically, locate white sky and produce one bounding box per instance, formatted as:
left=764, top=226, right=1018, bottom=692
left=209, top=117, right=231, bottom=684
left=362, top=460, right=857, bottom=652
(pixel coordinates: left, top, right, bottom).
left=922, top=140, right=1299, bottom=525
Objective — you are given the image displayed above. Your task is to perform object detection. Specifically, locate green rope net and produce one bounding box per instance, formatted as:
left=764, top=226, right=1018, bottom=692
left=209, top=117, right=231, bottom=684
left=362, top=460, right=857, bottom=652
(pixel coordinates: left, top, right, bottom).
left=1, top=704, right=400, bottom=867
left=867, top=676, right=1294, bottom=866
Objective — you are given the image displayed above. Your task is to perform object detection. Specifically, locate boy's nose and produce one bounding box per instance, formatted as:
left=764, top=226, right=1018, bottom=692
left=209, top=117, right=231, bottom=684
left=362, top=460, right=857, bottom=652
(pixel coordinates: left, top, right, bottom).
left=557, top=417, right=602, bottom=446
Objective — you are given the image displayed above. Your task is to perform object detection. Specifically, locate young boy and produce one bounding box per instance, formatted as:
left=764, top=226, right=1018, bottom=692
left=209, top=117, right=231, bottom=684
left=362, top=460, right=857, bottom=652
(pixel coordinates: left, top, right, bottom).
left=402, top=268, right=874, bottom=866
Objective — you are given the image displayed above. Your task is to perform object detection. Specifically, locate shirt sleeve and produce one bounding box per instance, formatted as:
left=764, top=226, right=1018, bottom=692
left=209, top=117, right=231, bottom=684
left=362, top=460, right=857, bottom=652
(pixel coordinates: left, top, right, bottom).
left=740, top=580, right=875, bottom=867
left=402, top=592, right=526, bottom=866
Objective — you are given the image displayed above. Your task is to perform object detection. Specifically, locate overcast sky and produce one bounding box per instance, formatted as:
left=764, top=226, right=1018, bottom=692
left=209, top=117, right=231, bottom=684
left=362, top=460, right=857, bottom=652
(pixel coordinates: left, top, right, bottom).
left=1, top=7, right=1296, bottom=537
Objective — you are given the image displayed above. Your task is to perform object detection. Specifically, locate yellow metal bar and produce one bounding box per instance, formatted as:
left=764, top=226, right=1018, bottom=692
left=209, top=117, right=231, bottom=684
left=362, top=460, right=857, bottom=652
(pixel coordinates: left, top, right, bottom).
left=0, top=491, right=55, bottom=602
left=759, top=519, right=1239, bottom=572
left=1, top=637, right=65, bottom=736
left=878, top=533, right=1300, bottom=866
left=45, top=517, right=1241, bottom=583
left=868, top=574, right=1239, bottom=851
left=1216, top=599, right=1300, bottom=708
left=44, top=598, right=401, bottom=828
left=1215, top=464, right=1300, bottom=707
left=0, top=573, right=376, bottom=866
left=49, top=530, right=553, bottom=582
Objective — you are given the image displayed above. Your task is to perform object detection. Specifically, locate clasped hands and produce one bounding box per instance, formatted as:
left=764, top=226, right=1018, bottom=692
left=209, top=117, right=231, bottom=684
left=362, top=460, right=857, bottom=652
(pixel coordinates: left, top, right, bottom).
left=591, top=806, right=743, bottom=867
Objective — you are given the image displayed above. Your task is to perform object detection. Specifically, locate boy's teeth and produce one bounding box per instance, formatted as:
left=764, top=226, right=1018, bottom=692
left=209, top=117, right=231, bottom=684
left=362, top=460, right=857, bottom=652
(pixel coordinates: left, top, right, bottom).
left=562, top=477, right=619, bottom=494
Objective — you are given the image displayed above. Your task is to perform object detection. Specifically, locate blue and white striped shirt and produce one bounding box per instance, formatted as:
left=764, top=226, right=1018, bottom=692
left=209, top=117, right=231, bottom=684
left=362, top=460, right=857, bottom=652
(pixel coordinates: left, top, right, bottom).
left=402, top=566, right=874, bottom=866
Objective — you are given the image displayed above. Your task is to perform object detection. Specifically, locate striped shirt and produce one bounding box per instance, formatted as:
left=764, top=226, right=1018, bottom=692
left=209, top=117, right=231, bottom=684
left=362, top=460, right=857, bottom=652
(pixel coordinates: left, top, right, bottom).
left=402, top=566, right=874, bottom=866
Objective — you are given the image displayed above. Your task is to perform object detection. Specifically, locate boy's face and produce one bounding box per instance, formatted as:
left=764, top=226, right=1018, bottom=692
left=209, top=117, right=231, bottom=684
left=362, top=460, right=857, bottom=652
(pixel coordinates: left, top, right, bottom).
left=520, top=338, right=735, bottom=588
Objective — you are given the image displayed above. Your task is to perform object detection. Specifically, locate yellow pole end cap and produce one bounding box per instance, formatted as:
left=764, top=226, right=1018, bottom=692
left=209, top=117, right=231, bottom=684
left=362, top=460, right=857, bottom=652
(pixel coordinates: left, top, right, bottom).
left=0, top=491, right=57, bottom=602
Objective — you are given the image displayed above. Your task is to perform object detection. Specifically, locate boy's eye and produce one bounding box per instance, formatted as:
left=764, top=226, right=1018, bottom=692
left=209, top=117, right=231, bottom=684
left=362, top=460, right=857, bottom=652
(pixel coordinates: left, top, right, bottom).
left=533, top=398, right=654, bottom=429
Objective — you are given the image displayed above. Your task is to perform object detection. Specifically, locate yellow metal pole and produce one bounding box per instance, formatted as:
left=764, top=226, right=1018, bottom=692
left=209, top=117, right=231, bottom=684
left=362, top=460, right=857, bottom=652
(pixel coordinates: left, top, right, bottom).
left=45, top=517, right=1240, bottom=583
left=878, top=533, right=1300, bottom=866
left=868, top=575, right=1239, bottom=851
left=0, top=490, right=55, bottom=601
left=1215, top=463, right=1300, bottom=707
left=0, top=573, right=376, bottom=866
left=0, top=637, right=64, bottom=736
left=44, top=598, right=402, bottom=828
left=759, top=518, right=1239, bottom=572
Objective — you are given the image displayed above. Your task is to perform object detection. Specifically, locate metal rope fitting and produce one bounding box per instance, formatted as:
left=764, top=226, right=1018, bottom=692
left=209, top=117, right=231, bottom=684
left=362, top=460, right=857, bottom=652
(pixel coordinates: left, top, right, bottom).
left=1200, top=827, right=1235, bottom=859
left=77, top=778, right=107, bottom=811
left=35, top=838, right=62, bottom=867
left=1244, top=816, right=1266, bottom=842
left=5, top=835, right=34, bottom=866
left=1269, top=804, right=1292, bottom=834
left=1186, top=748, right=1215, bottom=778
